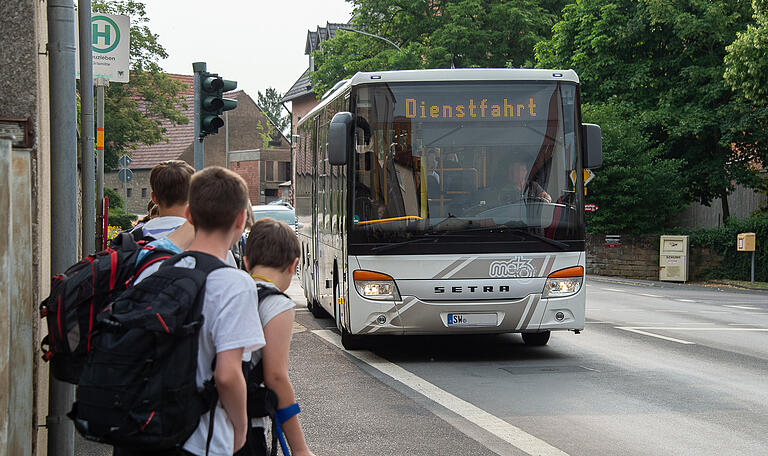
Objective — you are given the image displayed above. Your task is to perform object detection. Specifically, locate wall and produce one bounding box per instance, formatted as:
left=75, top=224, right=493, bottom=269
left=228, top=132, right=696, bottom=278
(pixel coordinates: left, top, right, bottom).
left=0, top=0, right=50, bottom=454
left=675, top=179, right=767, bottom=229
left=228, top=149, right=261, bottom=204
left=291, top=94, right=318, bottom=137
left=586, top=234, right=722, bottom=281
left=104, top=169, right=151, bottom=215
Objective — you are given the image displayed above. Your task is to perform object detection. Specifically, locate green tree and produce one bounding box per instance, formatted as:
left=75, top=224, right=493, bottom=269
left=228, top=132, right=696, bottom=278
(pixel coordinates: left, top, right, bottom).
left=257, top=87, right=291, bottom=135
left=536, top=0, right=767, bottom=221
left=583, top=102, right=687, bottom=233
left=725, top=0, right=768, bottom=105
left=311, top=0, right=569, bottom=96
left=104, top=187, right=136, bottom=229
left=92, top=0, right=188, bottom=171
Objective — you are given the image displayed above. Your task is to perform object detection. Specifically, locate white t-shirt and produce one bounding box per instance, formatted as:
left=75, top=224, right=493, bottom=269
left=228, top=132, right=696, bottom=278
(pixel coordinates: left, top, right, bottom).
left=246, top=281, right=296, bottom=430
left=137, top=215, right=187, bottom=239
left=153, top=255, right=265, bottom=456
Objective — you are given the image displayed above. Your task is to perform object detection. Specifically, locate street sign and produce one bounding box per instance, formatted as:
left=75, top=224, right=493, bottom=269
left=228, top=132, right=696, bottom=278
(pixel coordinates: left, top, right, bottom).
left=570, top=169, right=596, bottom=186
left=76, top=13, right=130, bottom=83
left=585, top=204, right=598, bottom=212
left=117, top=168, right=133, bottom=183
left=117, top=154, right=132, bottom=168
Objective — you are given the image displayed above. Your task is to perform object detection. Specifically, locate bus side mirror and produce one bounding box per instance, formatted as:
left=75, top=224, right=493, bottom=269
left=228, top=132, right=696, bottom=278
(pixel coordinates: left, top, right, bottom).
left=582, top=123, right=602, bottom=169
left=328, top=112, right=353, bottom=166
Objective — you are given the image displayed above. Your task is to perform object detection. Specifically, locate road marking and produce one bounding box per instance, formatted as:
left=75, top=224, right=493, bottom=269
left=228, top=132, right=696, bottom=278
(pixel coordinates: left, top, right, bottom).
left=724, top=305, right=761, bottom=310
left=586, top=321, right=614, bottom=324
left=700, top=310, right=728, bottom=314
left=312, top=329, right=570, bottom=456
left=675, top=299, right=696, bottom=303
left=293, top=322, right=307, bottom=333
left=616, top=327, right=696, bottom=345
left=639, top=293, right=663, bottom=298
left=623, top=327, right=768, bottom=331
left=657, top=310, right=689, bottom=313
left=602, top=288, right=625, bottom=293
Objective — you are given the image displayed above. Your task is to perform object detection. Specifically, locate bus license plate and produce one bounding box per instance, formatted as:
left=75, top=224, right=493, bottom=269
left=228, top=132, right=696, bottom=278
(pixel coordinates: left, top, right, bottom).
left=447, top=313, right=497, bottom=327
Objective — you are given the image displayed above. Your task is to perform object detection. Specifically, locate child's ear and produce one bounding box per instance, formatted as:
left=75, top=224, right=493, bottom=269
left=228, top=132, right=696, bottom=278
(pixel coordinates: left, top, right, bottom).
left=287, top=258, right=299, bottom=274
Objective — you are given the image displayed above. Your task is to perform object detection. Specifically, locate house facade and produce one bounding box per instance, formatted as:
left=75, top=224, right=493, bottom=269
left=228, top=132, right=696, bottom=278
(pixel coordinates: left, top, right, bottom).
left=105, top=74, right=290, bottom=214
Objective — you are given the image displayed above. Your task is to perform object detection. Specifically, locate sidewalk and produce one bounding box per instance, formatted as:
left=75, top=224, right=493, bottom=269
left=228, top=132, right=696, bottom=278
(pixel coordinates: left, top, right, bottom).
left=588, top=274, right=768, bottom=293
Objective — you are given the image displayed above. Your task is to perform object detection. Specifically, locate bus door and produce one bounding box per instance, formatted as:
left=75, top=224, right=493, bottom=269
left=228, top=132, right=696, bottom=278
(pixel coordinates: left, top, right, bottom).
left=311, top=116, right=320, bottom=303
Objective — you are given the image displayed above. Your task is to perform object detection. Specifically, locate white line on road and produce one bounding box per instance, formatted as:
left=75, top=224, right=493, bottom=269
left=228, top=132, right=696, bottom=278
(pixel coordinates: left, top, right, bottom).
left=602, top=288, right=625, bottom=292
left=623, top=327, right=768, bottom=331
left=639, top=293, right=663, bottom=298
left=312, top=329, right=570, bottom=456
left=616, top=327, right=696, bottom=344
left=675, top=299, right=697, bottom=303
left=724, top=305, right=761, bottom=310
left=657, top=310, right=689, bottom=313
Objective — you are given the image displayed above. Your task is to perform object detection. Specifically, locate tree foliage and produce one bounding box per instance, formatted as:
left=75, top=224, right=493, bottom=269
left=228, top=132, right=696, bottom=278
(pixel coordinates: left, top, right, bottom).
left=583, top=102, right=687, bottom=233
left=257, top=87, right=290, bottom=135
left=104, top=187, right=136, bottom=229
left=536, top=0, right=768, bottom=222
left=92, top=0, right=188, bottom=171
left=725, top=0, right=768, bottom=105
left=311, top=0, right=569, bottom=95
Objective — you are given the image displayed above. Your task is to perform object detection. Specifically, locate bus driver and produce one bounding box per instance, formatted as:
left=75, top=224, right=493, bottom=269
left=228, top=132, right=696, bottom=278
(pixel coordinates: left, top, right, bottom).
left=498, top=161, right=552, bottom=204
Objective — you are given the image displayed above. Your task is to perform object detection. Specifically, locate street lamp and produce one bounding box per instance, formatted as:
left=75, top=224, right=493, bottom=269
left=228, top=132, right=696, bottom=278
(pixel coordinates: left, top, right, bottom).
left=338, top=27, right=403, bottom=52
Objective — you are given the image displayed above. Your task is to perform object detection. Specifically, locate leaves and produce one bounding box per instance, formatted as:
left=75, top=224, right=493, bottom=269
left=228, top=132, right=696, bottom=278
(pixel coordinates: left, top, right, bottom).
left=537, top=0, right=765, bottom=225
left=257, top=88, right=291, bottom=135
left=310, top=0, right=567, bottom=96
left=92, top=0, right=188, bottom=171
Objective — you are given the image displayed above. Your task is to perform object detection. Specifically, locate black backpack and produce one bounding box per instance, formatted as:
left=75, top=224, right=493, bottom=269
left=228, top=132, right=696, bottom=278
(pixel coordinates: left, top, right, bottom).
left=39, top=232, right=174, bottom=383
left=69, top=251, right=227, bottom=451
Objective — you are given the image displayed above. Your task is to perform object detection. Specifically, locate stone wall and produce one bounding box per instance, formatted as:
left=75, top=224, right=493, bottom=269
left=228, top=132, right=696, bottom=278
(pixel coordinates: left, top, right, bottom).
left=586, top=233, right=723, bottom=281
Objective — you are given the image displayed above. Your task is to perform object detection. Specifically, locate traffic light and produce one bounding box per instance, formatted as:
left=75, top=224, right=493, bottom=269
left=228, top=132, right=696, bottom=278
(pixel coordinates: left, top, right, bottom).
left=196, top=71, right=238, bottom=137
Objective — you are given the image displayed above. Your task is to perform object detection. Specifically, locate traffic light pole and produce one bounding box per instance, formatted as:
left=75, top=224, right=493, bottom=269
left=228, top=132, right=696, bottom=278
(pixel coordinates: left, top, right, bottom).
left=193, top=62, right=206, bottom=171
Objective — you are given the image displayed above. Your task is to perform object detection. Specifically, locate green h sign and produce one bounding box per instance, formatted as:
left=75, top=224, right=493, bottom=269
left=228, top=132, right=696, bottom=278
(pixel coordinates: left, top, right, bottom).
left=91, top=15, right=120, bottom=53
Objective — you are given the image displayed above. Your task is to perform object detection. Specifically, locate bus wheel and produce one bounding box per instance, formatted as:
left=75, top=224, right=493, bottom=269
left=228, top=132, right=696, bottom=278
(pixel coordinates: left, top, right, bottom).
left=522, top=331, right=551, bottom=346
left=341, top=327, right=365, bottom=350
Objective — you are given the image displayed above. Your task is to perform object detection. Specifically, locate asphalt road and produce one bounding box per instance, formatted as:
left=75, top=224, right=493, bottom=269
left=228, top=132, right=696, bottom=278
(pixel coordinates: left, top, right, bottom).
left=76, top=276, right=768, bottom=455
left=295, top=276, right=768, bottom=456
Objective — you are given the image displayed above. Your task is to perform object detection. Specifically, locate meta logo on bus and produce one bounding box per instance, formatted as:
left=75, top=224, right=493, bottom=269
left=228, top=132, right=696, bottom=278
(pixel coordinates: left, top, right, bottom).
left=489, top=257, right=536, bottom=278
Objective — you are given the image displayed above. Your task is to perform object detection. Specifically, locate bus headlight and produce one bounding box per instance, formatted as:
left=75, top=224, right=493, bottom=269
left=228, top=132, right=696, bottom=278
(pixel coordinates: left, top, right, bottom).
left=353, top=270, right=401, bottom=301
left=543, top=266, right=584, bottom=298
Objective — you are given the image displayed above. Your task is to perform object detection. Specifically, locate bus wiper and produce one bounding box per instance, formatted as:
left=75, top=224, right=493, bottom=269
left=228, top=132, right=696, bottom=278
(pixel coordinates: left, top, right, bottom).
left=370, top=230, right=475, bottom=253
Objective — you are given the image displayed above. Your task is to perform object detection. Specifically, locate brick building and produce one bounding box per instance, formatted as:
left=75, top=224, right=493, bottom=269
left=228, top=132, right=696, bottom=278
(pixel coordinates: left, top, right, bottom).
left=106, top=74, right=290, bottom=214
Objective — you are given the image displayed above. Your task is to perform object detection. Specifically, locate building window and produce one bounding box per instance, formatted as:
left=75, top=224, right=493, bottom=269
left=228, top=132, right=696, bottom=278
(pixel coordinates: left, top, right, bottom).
left=264, top=188, right=278, bottom=197
left=126, top=188, right=132, bottom=198
left=279, top=162, right=291, bottom=181
left=141, top=188, right=147, bottom=198
left=265, top=160, right=274, bottom=181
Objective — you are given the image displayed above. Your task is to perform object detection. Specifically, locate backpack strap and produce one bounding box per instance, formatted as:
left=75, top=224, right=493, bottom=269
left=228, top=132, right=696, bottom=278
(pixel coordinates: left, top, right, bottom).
left=256, top=284, right=290, bottom=303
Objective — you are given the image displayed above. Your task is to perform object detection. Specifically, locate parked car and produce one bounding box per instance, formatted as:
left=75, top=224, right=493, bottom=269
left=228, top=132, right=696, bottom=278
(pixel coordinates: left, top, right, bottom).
left=251, top=204, right=297, bottom=231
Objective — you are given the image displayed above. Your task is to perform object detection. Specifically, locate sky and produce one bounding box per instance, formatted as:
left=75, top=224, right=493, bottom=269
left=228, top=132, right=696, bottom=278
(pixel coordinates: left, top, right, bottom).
left=143, top=0, right=353, bottom=103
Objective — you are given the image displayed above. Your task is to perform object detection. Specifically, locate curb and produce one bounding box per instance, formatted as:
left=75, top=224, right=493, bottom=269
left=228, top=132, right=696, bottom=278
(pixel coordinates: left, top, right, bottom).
left=707, top=280, right=768, bottom=292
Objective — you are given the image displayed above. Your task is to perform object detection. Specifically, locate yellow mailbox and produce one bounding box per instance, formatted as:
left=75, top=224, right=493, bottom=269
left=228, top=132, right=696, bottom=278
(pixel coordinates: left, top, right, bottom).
left=737, top=233, right=756, bottom=252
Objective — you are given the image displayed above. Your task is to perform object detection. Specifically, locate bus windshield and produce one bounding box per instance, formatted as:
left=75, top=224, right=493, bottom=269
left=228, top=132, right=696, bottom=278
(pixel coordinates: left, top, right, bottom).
left=350, top=81, right=583, bottom=246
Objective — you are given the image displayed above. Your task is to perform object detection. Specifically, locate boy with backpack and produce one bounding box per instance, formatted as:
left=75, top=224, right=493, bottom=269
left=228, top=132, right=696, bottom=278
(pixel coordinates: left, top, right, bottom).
left=132, top=159, right=194, bottom=239
left=241, top=218, right=314, bottom=456
left=72, top=166, right=265, bottom=456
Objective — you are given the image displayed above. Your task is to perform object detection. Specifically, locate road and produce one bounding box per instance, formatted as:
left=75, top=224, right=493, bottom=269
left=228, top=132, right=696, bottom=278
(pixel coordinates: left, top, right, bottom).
left=77, top=277, right=768, bottom=455
left=293, top=277, right=768, bottom=456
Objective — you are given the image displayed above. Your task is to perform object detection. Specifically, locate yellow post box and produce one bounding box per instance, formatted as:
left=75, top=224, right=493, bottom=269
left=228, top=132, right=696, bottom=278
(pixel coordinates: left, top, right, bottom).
left=737, top=233, right=755, bottom=252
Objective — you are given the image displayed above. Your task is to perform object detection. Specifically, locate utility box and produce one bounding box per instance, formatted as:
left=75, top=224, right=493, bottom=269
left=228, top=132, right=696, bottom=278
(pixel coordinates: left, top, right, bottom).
left=660, top=235, right=689, bottom=282
left=737, top=232, right=756, bottom=252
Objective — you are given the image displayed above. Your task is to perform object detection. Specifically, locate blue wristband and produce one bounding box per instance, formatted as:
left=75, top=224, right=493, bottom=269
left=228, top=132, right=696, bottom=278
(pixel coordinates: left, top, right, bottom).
left=276, top=403, right=301, bottom=424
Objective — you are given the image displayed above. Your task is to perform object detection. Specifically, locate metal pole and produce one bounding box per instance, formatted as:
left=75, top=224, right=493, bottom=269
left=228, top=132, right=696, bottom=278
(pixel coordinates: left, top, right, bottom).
left=96, top=77, right=106, bottom=250
left=79, top=0, right=95, bottom=256
left=47, top=0, right=78, bottom=454
left=338, top=27, right=402, bottom=51
left=751, top=251, right=755, bottom=284
left=225, top=111, right=229, bottom=169
left=193, top=62, right=206, bottom=171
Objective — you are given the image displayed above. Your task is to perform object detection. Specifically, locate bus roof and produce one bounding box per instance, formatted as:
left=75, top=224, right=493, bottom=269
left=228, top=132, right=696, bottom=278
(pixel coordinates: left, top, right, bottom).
left=296, top=68, right=579, bottom=129
left=350, top=68, right=579, bottom=85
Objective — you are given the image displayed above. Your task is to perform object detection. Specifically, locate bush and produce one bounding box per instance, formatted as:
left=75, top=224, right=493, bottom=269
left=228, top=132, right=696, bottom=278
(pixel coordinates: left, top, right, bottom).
left=104, top=187, right=136, bottom=230
left=674, top=214, right=768, bottom=282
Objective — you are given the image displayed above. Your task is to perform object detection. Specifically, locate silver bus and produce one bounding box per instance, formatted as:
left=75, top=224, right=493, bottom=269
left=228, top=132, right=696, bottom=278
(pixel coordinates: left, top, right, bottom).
left=294, top=69, right=602, bottom=349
